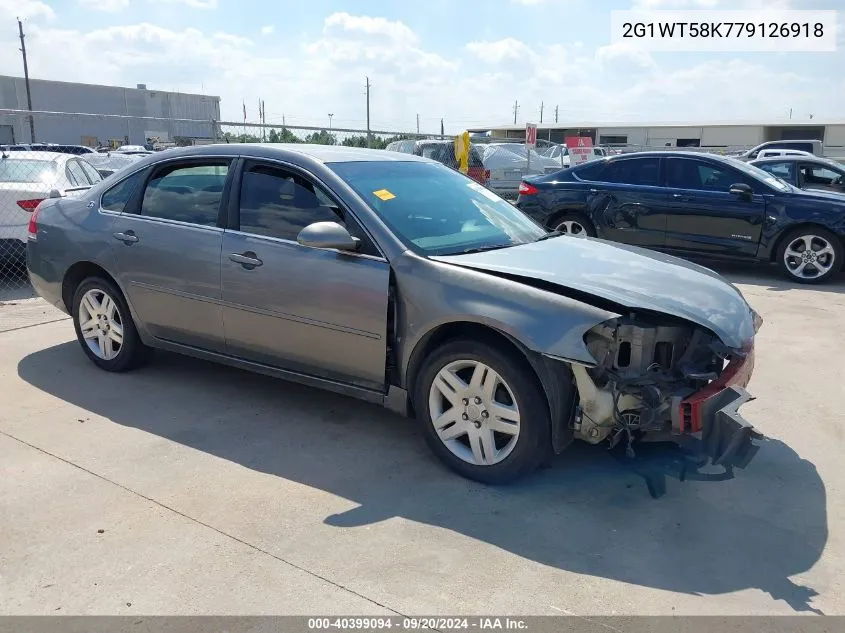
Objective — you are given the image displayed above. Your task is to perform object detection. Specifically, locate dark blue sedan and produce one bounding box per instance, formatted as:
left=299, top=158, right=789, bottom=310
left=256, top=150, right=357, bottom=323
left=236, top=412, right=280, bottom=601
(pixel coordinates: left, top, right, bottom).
left=516, top=151, right=845, bottom=283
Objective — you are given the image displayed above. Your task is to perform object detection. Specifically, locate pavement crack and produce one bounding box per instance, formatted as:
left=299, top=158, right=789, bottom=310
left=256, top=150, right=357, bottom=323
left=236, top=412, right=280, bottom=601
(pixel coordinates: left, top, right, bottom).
left=0, top=429, right=406, bottom=617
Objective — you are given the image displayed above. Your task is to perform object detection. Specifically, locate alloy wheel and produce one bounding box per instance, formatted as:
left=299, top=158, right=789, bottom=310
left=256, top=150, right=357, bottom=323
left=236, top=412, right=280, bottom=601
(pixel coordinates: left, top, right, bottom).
left=783, top=234, right=836, bottom=280
left=78, top=288, right=124, bottom=361
left=555, top=220, right=587, bottom=236
left=428, top=359, right=521, bottom=466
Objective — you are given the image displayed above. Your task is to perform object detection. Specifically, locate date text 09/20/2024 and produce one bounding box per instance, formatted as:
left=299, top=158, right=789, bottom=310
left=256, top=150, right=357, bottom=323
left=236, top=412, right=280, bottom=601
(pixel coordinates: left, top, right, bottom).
left=307, top=617, right=528, bottom=630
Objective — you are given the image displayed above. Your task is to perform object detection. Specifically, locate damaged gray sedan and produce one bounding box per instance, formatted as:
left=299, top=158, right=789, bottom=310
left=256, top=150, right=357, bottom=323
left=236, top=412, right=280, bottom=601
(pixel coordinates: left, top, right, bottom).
left=27, top=144, right=763, bottom=484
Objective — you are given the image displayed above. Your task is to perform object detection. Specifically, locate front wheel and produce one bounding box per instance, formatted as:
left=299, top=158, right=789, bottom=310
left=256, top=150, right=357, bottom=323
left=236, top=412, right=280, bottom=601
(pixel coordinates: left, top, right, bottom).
left=414, top=339, right=551, bottom=484
left=777, top=227, right=843, bottom=284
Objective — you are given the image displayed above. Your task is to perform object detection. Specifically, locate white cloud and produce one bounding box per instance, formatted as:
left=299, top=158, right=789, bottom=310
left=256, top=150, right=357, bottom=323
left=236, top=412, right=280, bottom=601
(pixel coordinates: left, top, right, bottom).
left=151, top=0, right=218, bottom=9
left=466, top=38, right=535, bottom=63
left=260, top=25, right=274, bottom=36
left=0, top=9, right=840, bottom=134
left=79, top=0, right=129, bottom=11
left=0, top=0, right=55, bottom=20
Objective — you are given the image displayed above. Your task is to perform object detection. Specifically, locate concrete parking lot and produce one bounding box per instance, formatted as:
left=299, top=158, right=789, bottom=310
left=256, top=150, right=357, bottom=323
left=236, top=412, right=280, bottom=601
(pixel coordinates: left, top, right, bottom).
left=1, top=264, right=843, bottom=617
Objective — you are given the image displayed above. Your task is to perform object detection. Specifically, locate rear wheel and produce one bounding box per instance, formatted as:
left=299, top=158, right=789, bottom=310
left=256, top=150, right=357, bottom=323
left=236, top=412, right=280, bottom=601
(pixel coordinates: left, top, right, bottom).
left=71, top=276, right=151, bottom=372
left=414, top=339, right=551, bottom=484
left=552, top=213, right=595, bottom=237
left=777, top=227, right=842, bottom=284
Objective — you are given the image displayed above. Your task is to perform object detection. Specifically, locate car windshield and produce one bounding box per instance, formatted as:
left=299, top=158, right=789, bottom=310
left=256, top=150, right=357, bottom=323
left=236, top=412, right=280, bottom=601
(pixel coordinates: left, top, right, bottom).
left=330, top=160, right=546, bottom=256
left=0, top=158, right=57, bottom=184
left=722, top=156, right=791, bottom=192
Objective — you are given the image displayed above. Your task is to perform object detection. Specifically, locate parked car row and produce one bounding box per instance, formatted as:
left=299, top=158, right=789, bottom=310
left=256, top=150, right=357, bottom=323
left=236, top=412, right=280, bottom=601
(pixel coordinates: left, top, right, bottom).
left=25, top=143, right=764, bottom=487
left=0, top=151, right=104, bottom=262
left=516, top=150, right=845, bottom=284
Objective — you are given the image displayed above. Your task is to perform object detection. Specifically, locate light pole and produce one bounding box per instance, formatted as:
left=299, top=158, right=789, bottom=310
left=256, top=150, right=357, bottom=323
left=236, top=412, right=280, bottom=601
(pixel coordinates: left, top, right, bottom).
left=328, top=113, right=334, bottom=129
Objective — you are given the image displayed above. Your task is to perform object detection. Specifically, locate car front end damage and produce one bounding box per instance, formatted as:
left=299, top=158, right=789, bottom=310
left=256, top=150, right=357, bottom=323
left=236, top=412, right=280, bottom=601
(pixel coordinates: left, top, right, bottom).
left=559, top=310, right=763, bottom=482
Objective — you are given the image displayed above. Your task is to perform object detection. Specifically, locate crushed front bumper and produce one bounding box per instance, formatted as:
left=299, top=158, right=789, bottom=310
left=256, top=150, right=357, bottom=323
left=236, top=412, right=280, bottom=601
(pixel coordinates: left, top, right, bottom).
left=674, top=345, right=763, bottom=470
left=685, top=385, right=763, bottom=469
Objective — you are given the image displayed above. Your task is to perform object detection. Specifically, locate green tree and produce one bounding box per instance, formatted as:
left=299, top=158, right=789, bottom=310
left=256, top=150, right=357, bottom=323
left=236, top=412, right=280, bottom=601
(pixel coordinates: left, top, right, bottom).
left=267, top=128, right=303, bottom=143
left=304, top=129, right=337, bottom=145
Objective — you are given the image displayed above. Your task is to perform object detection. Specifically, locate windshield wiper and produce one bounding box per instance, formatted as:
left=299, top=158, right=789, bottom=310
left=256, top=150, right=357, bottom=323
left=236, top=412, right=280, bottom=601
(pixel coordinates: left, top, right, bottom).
left=459, top=243, right=513, bottom=254
left=534, top=230, right=565, bottom=242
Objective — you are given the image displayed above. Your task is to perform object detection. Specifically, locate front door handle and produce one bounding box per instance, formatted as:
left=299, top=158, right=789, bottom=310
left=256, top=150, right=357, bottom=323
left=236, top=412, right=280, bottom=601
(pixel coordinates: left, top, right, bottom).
left=113, top=230, right=138, bottom=244
left=229, top=251, right=263, bottom=269
left=672, top=194, right=693, bottom=201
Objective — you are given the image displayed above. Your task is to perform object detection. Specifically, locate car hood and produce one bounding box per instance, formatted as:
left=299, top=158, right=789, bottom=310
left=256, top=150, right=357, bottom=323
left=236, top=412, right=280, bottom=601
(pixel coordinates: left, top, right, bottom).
left=432, top=237, right=758, bottom=349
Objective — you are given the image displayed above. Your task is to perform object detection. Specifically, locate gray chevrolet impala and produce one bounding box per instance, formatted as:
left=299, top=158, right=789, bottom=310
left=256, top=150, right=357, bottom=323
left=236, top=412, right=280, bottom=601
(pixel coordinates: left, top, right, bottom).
left=27, top=144, right=764, bottom=484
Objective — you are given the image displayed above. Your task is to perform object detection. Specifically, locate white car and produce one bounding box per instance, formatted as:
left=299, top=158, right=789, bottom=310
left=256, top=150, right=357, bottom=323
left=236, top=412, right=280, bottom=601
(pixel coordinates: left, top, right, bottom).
left=0, top=151, right=102, bottom=261
left=755, top=148, right=815, bottom=159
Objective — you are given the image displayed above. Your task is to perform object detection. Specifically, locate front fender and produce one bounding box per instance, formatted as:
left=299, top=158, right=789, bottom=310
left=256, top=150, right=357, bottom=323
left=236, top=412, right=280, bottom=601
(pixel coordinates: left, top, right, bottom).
left=392, top=253, right=621, bottom=387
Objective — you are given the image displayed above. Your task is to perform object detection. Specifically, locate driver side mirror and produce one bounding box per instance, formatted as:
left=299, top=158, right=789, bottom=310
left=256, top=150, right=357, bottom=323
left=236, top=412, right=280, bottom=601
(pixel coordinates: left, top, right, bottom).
left=48, top=188, right=63, bottom=199
left=297, top=221, right=360, bottom=252
left=729, top=183, right=753, bottom=198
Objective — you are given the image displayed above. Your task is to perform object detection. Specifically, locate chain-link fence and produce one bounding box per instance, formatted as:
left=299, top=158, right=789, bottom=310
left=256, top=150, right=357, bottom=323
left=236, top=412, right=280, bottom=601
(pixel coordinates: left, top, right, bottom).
left=1, top=151, right=43, bottom=298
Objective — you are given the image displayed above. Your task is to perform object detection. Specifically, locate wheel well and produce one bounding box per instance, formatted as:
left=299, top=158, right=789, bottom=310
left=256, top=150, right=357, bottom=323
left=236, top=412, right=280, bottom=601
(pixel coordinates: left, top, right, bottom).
left=62, top=262, right=120, bottom=312
left=769, top=223, right=845, bottom=263
left=406, top=321, right=540, bottom=415
left=548, top=209, right=595, bottom=233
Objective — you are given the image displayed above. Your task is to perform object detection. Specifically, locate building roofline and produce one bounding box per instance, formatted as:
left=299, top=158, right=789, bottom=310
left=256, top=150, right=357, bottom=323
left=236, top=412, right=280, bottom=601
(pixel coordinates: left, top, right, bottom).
left=474, top=120, right=845, bottom=130
left=0, top=75, right=220, bottom=101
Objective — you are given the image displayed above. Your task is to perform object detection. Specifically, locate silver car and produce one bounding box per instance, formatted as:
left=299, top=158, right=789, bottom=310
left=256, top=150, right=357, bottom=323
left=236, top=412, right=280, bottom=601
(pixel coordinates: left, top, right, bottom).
left=27, top=144, right=764, bottom=484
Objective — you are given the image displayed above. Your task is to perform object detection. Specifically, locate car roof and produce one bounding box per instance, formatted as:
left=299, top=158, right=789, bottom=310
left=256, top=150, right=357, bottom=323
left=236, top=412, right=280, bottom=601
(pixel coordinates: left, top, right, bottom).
left=751, top=155, right=844, bottom=168
left=0, top=150, right=66, bottom=161
left=586, top=150, right=741, bottom=163
left=128, top=143, right=431, bottom=164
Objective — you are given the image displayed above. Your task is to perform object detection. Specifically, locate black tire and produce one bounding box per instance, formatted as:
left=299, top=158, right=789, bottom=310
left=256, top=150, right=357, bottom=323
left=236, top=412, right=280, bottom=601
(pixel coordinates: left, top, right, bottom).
left=776, top=226, right=843, bottom=285
left=414, top=338, right=551, bottom=484
left=71, top=276, right=151, bottom=372
left=550, top=212, right=595, bottom=237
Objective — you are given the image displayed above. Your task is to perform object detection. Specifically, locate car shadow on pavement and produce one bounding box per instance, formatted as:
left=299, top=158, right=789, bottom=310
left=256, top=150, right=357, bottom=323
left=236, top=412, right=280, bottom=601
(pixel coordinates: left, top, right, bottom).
left=18, top=343, right=828, bottom=614
left=697, top=261, right=845, bottom=295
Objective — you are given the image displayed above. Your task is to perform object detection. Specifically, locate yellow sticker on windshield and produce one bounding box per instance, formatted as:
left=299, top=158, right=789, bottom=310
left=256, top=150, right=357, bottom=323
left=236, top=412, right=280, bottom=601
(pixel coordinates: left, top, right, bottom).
left=373, top=188, right=396, bottom=201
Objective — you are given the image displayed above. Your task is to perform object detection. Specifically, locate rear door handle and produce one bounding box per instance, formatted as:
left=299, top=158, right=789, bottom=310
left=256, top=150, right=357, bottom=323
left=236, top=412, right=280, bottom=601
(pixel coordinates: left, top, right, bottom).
left=113, top=231, right=138, bottom=244
left=229, top=252, right=263, bottom=269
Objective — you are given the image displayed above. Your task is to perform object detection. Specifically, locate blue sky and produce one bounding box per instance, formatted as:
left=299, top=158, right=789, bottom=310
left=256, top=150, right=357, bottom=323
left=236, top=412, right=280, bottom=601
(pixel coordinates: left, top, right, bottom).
left=0, top=0, right=842, bottom=133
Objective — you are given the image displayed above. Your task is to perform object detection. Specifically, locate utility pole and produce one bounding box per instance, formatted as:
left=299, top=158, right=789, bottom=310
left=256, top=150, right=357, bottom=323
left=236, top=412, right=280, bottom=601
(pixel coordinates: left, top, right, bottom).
left=328, top=113, right=334, bottom=129
left=365, top=76, right=371, bottom=148
left=512, top=100, right=519, bottom=125
left=259, top=99, right=266, bottom=141
left=416, top=113, right=420, bottom=134
left=540, top=101, right=544, bottom=124
left=789, top=108, right=793, bottom=120
left=17, top=18, right=35, bottom=143
left=554, top=105, right=559, bottom=123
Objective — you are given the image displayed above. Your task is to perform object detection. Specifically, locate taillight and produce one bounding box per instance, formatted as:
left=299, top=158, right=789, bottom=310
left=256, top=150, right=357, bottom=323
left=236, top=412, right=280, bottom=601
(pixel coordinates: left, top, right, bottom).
left=518, top=182, right=538, bottom=195
left=27, top=206, right=40, bottom=240
left=17, top=198, right=44, bottom=210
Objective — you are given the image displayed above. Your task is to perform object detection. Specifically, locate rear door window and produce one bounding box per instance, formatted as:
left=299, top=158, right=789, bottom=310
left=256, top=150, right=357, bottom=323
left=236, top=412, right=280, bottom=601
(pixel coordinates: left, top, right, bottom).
left=139, top=161, right=230, bottom=226
left=602, top=157, right=661, bottom=186
left=101, top=170, right=146, bottom=213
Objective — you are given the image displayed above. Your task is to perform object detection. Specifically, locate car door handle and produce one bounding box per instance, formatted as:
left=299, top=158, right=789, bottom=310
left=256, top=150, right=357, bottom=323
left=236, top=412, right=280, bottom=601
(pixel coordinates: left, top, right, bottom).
left=229, top=252, right=263, bottom=269
left=672, top=194, right=693, bottom=201
left=113, top=231, right=138, bottom=244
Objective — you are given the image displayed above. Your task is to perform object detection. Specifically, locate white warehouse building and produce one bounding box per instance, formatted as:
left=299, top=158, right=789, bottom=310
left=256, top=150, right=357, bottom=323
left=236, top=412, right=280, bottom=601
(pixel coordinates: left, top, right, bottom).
left=0, top=75, right=221, bottom=148
left=472, top=121, right=845, bottom=156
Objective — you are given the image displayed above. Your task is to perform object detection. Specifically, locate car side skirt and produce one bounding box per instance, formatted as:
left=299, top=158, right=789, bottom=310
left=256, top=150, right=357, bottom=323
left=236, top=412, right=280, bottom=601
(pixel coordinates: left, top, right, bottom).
left=151, top=338, right=388, bottom=407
